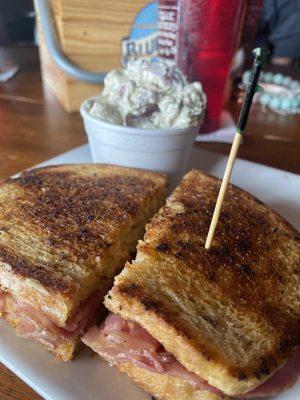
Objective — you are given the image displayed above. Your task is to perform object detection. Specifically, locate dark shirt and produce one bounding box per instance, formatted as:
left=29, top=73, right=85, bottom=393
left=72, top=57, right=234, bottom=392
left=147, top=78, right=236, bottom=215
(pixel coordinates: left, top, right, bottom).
left=257, top=0, right=300, bottom=58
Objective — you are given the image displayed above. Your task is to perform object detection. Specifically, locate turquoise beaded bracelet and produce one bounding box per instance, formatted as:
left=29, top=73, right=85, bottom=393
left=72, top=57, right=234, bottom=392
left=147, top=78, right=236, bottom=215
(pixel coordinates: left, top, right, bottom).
left=242, top=70, right=300, bottom=114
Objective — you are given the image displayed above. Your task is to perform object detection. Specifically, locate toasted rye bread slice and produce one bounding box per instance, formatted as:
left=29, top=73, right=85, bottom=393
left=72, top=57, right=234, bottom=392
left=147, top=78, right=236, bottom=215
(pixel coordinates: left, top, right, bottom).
left=117, top=362, right=230, bottom=400
left=3, top=300, right=82, bottom=361
left=1, top=278, right=108, bottom=361
left=0, top=164, right=167, bottom=327
left=105, top=169, right=300, bottom=397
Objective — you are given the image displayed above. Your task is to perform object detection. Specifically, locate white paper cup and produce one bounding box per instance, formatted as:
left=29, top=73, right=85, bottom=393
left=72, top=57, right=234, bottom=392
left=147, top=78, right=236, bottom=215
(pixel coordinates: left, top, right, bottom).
left=80, top=97, right=200, bottom=189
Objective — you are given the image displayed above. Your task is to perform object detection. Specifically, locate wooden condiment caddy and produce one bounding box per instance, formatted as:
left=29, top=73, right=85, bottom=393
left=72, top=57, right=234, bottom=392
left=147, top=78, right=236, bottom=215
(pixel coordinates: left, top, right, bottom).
left=34, top=0, right=148, bottom=112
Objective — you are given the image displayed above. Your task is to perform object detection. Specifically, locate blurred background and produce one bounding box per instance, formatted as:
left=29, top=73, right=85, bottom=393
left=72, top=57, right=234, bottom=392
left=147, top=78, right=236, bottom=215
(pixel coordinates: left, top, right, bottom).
left=1, top=0, right=300, bottom=63
left=1, top=0, right=300, bottom=122
left=0, top=0, right=35, bottom=45
left=0, top=0, right=299, bottom=177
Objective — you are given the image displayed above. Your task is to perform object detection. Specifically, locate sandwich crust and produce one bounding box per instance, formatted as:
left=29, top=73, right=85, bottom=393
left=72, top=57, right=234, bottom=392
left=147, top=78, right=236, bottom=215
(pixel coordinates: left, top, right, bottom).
left=117, top=361, right=230, bottom=400
left=4, top=307, right=82, bottom=361
left=105, top=169, right=300, bottom=396
left=0, top=164, right=167, bottom=326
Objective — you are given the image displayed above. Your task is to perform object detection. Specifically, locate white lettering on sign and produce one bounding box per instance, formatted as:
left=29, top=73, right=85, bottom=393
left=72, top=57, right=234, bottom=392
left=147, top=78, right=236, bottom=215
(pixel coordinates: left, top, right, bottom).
left=122, top=32, right=157, bottom=61
left=157, top=1, right=180, bottom=64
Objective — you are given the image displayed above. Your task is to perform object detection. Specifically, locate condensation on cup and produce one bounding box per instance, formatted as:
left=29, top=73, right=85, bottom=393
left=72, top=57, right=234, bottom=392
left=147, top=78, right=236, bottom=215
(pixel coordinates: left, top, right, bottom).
left=158, top=0, right=263, bottom=133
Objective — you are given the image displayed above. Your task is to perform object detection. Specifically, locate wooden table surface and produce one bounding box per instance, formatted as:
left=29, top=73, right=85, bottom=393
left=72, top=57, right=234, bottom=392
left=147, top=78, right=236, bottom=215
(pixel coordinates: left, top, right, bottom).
left=0, top=45, right=299, bottom=400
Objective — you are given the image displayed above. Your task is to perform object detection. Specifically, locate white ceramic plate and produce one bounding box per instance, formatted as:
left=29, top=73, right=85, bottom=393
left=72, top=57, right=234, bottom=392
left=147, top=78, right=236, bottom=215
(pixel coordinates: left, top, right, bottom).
left=0, top=144, right=299, bottom=400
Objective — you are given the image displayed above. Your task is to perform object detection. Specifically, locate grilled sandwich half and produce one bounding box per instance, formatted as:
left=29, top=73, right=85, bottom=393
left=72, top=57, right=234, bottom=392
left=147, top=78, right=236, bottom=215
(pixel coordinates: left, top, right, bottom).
left=0, top=164, right=167, bottom=361
left=83, top=169, right=300, bottom=399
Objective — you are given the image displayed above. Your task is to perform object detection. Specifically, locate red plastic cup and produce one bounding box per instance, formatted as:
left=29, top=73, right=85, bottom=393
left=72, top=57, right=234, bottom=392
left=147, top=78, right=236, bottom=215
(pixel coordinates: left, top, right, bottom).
left=158, top=0, right=246, bottom=132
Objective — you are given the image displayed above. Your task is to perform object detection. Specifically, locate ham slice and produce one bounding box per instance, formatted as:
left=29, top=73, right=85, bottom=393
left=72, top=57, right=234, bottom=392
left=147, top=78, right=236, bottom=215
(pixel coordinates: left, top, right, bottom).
left=83, top=313, right=300, bottom=398
left=62, top=292, right=101, bottom=334
left=1, top=291, right=101, bottom=350
left=82, top=313, right=223, bottom=395
left=240, top=347, right=300, bottom=398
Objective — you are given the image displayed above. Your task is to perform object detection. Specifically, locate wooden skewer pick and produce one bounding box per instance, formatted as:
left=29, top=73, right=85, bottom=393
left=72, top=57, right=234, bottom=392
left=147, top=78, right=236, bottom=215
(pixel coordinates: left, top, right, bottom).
left=205, top=47, right=268, bottom=250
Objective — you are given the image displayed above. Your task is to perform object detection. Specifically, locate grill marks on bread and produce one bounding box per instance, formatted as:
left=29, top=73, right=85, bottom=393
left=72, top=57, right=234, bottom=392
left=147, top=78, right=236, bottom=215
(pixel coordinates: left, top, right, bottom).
left=0, top=165, right=165, bottom=293
left=106, top=170, right=300, bottom=391
left=0, top=246, right=70, bottom=292
left=13, top=169, right=153, bottom=260
left=146, top=172, right=300, bottom=350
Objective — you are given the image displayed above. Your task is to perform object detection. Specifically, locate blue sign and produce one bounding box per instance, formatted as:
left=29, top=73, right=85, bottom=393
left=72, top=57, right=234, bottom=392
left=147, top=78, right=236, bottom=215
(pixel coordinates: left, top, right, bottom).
left=121, top=1, right=158, bottom=63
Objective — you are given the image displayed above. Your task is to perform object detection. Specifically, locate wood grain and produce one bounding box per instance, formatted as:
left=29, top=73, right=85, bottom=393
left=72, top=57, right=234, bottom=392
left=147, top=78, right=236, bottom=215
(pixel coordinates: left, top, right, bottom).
left=0, top=45, right=299, bottom=400
left=37, top=21, right=100, bottom=112
left=0, top=46, right=85, bottom=180
left=0, top=366, right=41, bottom=400
left=58, top=0, right=149, bottom=70
left=34, top=0, right=149, bottom=111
